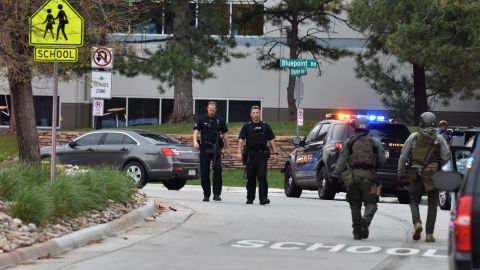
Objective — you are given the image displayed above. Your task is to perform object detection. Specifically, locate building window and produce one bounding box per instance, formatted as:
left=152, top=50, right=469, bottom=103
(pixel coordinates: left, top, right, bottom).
left=102, top=98, right=127, bottom=128
left=198, top=3, right=230, bottom=35
left=34, top=96, right=60, bottom=127
left=161, top=98, right=174, bottom=124
left=0, top=95, right=60, bottom=128
left=128, top=98, right=160, bottom=126
left=195, top=99, right=227, bottom=121
left=231, top=4, right=264, bottom=36
left=0, top=95, right=11, bottom=126
left=129, top=2, right=264, bottom=37
left=228, top=100, right=261, bottom=122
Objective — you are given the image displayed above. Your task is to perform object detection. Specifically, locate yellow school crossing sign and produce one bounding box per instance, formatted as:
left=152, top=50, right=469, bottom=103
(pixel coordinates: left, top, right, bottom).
left=29, top=0, right=84, bottom=47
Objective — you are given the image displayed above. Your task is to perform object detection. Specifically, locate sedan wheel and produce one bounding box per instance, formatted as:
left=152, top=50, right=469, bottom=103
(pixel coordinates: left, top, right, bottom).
left=163, top=178, right=187, bottom=190
left=125, top=161, right=147, bottom=189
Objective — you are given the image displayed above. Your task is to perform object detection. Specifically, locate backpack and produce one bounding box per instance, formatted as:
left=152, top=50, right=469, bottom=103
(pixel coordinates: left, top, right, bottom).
left=410, top=132, right=439, bottom=166
left=347, top=133, right=378, bottom=169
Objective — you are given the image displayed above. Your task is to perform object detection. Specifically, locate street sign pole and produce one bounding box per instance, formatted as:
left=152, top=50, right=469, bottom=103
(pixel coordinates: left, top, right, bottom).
left=30, top=0, right=84, bottom=182
left=50, top=62, right=58, bottom=182
left=295, top=77, right=304, bottom=137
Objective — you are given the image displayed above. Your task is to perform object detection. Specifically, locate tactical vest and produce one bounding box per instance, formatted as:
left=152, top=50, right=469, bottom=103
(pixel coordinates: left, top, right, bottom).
left=246, top=122, right=268, bottom=150
left=410, top=132, right=440, bottom=166
left=347, top=134, right=378, bottom=169
left=201, top=116, right=222, bottom=144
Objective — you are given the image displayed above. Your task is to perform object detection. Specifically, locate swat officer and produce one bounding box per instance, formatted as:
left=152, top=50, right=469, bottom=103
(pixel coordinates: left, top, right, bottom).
left=236, top=106, right=277, bottom=205
left=331, top=116, right=385, bottom=240
left=193, top=101, right=230, bottom=202
left=398, top=112, right=449, bottom=242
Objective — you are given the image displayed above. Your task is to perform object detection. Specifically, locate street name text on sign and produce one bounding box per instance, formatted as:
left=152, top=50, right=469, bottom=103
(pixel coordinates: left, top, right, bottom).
left=92, top=47, right=113, bottom=69
left=290, top=68, right=307, bottom=77
left=29, top=0, right=84, bottom=47
left=93, top=99, right=104, bottom=116
left=280, top=58, right=318, bottom=69
left=91, top=71, right=112, bottom=99
left=34, top=47, right=78, bottom=62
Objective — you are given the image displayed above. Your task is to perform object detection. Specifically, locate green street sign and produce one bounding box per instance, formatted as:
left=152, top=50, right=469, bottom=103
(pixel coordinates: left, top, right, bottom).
left=280, top=58, right=317, bottom=69
left=290, top=68, right=307, bottom=77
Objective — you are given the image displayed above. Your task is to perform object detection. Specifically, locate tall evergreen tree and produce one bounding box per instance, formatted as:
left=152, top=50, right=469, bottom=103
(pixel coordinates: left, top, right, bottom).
left=117, top=0, right=243, bottom=123
left=349, top=0, right=480, bottom=124
left=253, top=0, right=350, bottom=120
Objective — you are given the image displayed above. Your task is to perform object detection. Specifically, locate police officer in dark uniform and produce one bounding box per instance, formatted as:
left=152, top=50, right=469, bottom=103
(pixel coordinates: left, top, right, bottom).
left=193, top=101, right=229, bottom=202
left=236, top=106, right=277, bottom=205
left=331, top=116, right=385, bottom=240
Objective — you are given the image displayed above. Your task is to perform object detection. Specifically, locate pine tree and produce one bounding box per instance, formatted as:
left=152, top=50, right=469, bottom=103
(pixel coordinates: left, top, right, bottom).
left=349, top=0, right=480, bottom=124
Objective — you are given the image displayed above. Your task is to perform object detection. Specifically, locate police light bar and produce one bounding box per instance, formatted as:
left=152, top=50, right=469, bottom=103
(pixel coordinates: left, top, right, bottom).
left=325, top=113, right=388, bottom=122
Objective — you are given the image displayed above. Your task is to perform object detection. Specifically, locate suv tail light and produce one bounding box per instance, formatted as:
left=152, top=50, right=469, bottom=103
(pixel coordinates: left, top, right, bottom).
left=162, top=148, right=180, bottom=156
left=454, top=195, right=472, bottom=252
left=335, top=143, right=343, bottom=151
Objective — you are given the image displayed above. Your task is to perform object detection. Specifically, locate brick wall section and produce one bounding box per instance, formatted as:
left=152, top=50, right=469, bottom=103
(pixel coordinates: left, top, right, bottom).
left=38, top=131, right=296, bottom=169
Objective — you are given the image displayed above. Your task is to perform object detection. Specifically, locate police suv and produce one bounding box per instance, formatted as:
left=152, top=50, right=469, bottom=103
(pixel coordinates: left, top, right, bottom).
left=282, top=113, right=411, bottom=203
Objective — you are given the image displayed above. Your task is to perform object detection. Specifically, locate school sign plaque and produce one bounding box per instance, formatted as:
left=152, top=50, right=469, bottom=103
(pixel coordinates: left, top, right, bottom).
left=29, top=0, right=84, bottom=48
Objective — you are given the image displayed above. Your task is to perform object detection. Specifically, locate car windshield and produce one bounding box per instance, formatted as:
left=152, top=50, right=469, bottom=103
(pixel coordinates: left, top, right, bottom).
left=369, top=123, right=410, bottom=141
left=139, top=132, right=181, bottom=145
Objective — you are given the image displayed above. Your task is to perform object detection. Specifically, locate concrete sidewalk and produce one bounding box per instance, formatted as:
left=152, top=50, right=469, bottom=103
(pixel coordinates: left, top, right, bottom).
left=0, top=201, right=156, bottom=269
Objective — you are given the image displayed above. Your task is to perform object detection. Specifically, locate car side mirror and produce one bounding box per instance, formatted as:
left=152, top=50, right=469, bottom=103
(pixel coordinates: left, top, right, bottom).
left=432, top=171, right=462, bottom=192
left=68, top=140, right=77, bottom=149
left=292, top=137, right=302, bottom=146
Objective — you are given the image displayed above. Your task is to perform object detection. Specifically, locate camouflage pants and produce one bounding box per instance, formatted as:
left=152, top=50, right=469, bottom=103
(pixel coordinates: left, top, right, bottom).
left=346, top=169, right=378, bottom=236
left=409, top=173, right=438, bottom=234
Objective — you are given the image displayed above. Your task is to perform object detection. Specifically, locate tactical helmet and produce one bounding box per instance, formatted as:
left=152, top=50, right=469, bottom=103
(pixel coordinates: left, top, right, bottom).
left=354, top=116, right=370, bottom=131
left=419, top=112, right=437, bottom=128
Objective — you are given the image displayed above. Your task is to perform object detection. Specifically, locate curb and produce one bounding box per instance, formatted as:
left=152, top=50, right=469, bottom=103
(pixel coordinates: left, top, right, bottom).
left=0, top=201, right=156, bottom=270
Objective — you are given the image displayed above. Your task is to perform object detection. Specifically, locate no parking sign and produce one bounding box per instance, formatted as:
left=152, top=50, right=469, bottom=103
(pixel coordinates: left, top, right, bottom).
left=93, top=99, right=104, bottom=116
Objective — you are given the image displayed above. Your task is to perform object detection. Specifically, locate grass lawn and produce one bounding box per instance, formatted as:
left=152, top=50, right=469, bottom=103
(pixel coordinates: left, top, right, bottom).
left=186, top=168, right=285, bottom=189
left=0, top=135, right=17, bottom=158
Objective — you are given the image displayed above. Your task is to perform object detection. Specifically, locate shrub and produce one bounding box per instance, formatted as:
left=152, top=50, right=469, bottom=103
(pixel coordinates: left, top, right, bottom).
left=0, top=163, right=137, bottom=225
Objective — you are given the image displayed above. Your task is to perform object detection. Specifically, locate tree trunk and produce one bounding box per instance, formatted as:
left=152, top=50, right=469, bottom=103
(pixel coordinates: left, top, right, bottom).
left=170, top=70, right=194, bottom=123
left=7, top=66, right=40, bottom=163
left=169, top=0, right=194, bottom=123
left=286, top=13, right=299, bottom=120
left=7, top=27, right=40, bottom=163
left=413, top=63, right=428, bottom=125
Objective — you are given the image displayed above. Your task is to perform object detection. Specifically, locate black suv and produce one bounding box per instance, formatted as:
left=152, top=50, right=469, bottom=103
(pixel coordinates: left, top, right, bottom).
left=433, top=136, right=479, bottom=270
left=282, top=114, right=411, bottom=203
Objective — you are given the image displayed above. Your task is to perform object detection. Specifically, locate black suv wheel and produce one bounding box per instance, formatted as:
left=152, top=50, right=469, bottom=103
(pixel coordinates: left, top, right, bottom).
left=438, top=190, right=451, bottom=210
left=317, top=166, right=336, bottom=200
left=284, top=165, right=302, bottom=197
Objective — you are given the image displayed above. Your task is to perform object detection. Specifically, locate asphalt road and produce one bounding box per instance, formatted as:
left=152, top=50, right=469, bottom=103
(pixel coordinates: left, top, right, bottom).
left=13, top=184, right=450, bottom=270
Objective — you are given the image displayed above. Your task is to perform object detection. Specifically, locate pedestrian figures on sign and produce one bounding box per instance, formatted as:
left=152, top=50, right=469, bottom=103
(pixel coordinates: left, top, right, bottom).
left=43, top=9, right=55, bottom=38
left=55, top=4, right=68, bottom=41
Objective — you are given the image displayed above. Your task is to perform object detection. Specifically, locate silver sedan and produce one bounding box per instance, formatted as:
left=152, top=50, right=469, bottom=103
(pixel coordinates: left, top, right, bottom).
left=40, top=129, right=200, bottom=189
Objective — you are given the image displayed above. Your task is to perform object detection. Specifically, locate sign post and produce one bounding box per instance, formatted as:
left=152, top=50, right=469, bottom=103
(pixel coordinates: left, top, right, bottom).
left=91, top=47, right=114, bottom=129
left=280, top=58, right=315, bottom=137
left=30, top=0, right=84, bottom=181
